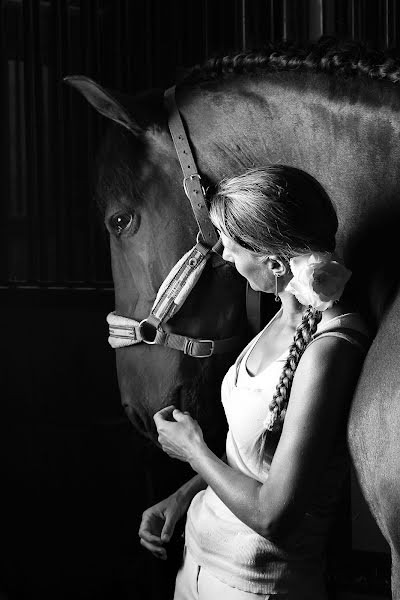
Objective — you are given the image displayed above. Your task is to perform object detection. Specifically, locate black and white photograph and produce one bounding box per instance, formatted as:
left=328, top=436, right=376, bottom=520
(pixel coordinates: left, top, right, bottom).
left=2, top=1, right=398, bottom=599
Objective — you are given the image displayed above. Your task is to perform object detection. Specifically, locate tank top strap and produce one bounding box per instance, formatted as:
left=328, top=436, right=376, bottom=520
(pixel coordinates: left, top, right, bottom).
left=309, top=313, right=371, bottom=354
left=308, top=330, right=369, bottom=354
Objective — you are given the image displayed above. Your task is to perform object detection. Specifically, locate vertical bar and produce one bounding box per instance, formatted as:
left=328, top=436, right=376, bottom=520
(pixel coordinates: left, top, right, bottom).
left=89, top=0, right=101, bottom=283
left=115, top=0, right=123, bottom=88
left=323, top=0, right=336, bottom=36
left=18, top=6, right=27, bottom=223
left=270, top=0, right=275, bottom=43
left=232, top=0, right=241, bottom=51
left=23, top=0, right=43, bottom=282
left=244, top=0, right=268, bottom=49
left=77, top=0, right=96, bottom=282
left=124, top=0, right=132, bottom=89
left=320, top=0, right=324, bottom=35
left=47, top=0, right=58, bottom=282
left=0, top=0, right=9, bottom=282
left=271, top=0, right=283, bottom=44
left=241, top=0, right=246, bottom=50
left=384, top=0, right=397, bottom=48
left=282, top=0, right=287, bottom=40
left=333, top=0, right=351, bottom=40
left=295, top=0, right=309, bottom=43
left=286, top=0, right=308, bottom=43
left=203, top=0, right=209, bottom=58
left=356, top=0, right=365, bottom=42
left=309, top=0, right=324, bottom=41
left=385, top=0, right=390, bottom=48
left=53, top=0, right=68, bottom=282
left=350, top=0, right=355, bottom=39
left=145, top=0, right=153, bottom=88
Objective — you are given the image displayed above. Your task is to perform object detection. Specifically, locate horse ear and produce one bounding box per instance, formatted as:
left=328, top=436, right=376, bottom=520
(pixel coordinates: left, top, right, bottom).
left=64, top=75, right=141, bottom=135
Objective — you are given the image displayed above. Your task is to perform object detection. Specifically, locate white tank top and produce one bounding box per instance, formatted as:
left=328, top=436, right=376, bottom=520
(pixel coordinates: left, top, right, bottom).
left=185, top=311, right=369, bottom=595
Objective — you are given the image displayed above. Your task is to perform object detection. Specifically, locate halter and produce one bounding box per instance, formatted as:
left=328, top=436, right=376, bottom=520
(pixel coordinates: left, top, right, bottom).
left=107, top=86, right=244, bottom=358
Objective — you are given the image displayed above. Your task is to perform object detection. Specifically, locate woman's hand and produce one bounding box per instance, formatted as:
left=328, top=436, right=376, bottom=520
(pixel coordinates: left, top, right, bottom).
left=138, top=493, right=187, bottom=560
left=153, top=406, right=207, bottom=466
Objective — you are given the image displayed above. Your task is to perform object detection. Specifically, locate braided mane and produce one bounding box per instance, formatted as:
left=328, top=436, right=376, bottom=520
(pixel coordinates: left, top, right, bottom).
left=184, top=37, right=400, bottom=86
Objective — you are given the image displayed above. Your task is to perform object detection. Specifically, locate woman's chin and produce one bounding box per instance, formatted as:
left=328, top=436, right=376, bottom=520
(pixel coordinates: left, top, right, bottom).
left=248, top=281, right=263, bottom=292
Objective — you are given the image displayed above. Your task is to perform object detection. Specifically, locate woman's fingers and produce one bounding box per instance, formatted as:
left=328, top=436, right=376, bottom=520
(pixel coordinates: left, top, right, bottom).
left=139, top=528, right=163, bottom=546
left=161, top=511, right=178, bottom=543
left=138, top=512, right=164, bottom=544
left=154, top=405, right=176, bottom=426
left=140, top=538, right=167, bottom=560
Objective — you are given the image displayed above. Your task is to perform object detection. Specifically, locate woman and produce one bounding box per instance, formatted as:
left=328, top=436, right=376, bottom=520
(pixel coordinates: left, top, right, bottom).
left=138, top=166, right=369, bottom=599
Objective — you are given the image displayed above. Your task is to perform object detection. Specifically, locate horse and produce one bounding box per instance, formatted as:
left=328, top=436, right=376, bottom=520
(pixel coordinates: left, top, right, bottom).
left=67, top=39, right=400, bottom=596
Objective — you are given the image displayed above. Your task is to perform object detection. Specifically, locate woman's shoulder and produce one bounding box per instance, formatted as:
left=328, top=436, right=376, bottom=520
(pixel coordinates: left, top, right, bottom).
left=311, top=307, right=371, bottom=353
left=291, top=316, right=367, bottom=410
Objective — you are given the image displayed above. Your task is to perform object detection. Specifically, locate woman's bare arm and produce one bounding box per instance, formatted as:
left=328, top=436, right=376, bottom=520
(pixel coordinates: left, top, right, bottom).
left=156, top=338, right=362, bottom=542
left=138, top=455, right=226, bottom=558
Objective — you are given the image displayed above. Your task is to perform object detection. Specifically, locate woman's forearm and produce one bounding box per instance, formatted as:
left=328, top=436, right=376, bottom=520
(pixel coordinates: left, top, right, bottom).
left=190, top=446, right=271, bottom=537
left=174, top=472, right=208, bottom=507
left=174, top=452, right=227, bottom=508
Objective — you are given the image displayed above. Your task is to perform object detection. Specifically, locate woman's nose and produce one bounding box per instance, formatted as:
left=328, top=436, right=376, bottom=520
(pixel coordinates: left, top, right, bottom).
left=222, top=248, right=233, bottom=264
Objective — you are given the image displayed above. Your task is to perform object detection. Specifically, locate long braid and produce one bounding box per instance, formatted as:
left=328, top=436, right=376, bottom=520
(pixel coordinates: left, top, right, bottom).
left=257, top=307, right=322, bottom=463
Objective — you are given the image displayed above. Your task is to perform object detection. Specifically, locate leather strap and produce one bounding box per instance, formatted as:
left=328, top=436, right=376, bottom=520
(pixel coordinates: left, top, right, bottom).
left=246, top=284, right=263, bottom=335
left=164, top=86, right=218, bottom=247
left=107, top=311, right=243, bottom=358
left=154, top=329, right=243, bottom=358
left=150, top=239, right=212, bottom=325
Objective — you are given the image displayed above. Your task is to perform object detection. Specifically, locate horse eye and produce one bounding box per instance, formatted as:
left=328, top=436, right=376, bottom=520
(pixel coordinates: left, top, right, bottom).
left=109, top=212, right=133, bottom=236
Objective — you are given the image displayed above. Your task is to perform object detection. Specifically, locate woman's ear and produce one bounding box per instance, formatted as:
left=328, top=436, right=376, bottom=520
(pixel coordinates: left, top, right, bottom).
left=266, top=255, right=287, bottom=276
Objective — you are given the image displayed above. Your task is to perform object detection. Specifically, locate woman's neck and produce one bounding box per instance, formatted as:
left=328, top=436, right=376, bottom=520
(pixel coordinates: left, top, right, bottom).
left=277, top=290, right=348, bottom=328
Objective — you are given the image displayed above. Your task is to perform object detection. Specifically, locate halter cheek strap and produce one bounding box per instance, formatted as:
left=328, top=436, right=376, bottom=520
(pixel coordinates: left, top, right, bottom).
left=106, top=86, right=244, bottom=358
left=163, top=86, right=218, bottom=247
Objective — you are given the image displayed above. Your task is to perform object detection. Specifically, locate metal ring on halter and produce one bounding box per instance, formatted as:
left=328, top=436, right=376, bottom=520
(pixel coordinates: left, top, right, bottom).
left=196, top=229, right=213, bottom=249
left=139, top=319, right=158, bottom=344
left=196, top=230, right=223, bottom=252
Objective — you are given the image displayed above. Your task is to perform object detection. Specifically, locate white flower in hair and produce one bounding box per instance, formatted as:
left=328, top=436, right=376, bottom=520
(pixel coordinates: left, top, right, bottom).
left=285, top=252, right=352, bottom=311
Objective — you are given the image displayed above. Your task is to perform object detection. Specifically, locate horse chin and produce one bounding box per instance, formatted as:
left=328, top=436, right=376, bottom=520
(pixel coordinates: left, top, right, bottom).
left=122, top=384, right=192, bottom=443
left=117, top=348, right=228, bottom=453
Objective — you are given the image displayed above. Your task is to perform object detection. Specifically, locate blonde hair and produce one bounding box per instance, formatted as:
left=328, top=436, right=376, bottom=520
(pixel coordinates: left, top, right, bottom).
left=210, top=165, right=337, bottom=259
left=210, top=166, right=337, bottom=456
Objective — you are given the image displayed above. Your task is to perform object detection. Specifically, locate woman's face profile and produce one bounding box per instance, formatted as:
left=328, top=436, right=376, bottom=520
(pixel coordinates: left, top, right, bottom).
left=219, top=231, right=275, bottom=293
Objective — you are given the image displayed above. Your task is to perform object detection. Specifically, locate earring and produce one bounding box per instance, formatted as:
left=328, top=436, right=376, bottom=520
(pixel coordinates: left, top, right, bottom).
left=274, top=274, right=281, bottom=303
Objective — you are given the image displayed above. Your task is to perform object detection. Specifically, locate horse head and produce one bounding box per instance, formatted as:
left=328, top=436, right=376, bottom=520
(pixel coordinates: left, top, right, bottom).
left=65, top=77, right=247, bottom=452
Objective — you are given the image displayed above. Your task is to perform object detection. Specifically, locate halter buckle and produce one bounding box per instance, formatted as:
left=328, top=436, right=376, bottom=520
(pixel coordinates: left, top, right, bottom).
left=183, top=173, right=206, bottom=200
left=184, top=338, right=214, bottom=358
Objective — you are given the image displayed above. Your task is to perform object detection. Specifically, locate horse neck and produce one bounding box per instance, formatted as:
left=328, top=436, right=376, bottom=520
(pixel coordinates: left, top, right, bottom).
left=179, top=72, right=400, bottom=325
left=180, top=71, right=400, bottom=178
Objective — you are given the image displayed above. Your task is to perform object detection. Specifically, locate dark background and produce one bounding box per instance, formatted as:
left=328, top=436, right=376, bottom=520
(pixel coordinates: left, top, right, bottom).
left=1, top=1, right=396, bottom=599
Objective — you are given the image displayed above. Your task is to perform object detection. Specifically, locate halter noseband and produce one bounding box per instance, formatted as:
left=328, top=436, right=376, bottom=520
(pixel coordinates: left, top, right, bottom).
left=107, top=86, right=243, bottom=358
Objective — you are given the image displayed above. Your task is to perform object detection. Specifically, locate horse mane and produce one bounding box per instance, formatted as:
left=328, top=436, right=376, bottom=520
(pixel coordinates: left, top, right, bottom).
left=184, top=37, right=400, bottom=86
left=96, top=38, right=400, bottom=215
